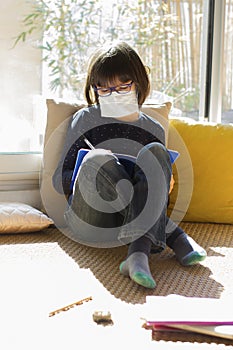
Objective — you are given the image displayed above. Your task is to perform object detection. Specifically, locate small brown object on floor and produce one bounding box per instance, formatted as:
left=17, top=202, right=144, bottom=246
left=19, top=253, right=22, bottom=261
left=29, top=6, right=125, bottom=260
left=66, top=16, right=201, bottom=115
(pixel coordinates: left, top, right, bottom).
left=92, top=310, right=113, bottom=326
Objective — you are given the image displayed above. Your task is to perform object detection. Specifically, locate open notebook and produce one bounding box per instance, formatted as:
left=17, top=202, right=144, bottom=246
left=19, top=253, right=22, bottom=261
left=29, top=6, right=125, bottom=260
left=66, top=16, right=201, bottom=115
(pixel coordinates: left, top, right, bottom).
left=70, top=148, right=179, bottom=191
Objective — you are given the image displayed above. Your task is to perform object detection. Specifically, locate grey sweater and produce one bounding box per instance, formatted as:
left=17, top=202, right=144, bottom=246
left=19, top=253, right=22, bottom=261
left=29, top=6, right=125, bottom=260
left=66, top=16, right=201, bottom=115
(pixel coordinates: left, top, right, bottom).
left=52, top=104, right=165, bottom=197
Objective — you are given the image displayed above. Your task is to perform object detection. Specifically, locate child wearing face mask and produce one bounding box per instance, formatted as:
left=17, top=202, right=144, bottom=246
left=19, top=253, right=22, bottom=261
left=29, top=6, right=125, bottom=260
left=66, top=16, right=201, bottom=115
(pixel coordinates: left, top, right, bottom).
left=53, top=42, right=206, bottom=289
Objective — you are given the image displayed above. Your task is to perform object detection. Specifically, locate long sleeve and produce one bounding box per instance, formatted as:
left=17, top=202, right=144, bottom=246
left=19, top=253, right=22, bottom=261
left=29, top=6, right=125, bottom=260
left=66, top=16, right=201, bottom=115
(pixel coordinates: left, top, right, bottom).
left=52, top=109, right=87, bottom=196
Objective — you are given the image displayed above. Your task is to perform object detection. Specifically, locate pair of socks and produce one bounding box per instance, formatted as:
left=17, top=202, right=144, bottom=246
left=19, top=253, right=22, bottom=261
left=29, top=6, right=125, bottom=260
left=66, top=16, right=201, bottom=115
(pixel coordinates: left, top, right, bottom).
left=120, top=232, right=207, bottom=289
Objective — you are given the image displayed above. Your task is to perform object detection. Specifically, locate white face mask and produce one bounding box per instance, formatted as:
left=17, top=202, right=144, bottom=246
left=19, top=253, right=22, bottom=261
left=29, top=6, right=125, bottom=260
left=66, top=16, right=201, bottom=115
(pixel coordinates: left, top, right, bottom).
left=99, top=90, right=139, bottom=118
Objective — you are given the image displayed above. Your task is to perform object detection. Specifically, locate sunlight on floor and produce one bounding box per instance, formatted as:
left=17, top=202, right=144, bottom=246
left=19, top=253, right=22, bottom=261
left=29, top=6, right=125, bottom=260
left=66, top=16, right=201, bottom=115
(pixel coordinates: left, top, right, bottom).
left=202, top=246, right=233, bottom=299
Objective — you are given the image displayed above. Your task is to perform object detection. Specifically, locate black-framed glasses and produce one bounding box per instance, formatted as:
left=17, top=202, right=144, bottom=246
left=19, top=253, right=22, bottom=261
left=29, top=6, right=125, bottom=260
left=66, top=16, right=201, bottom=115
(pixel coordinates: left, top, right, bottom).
left=93, top=81, right=134, bottom=97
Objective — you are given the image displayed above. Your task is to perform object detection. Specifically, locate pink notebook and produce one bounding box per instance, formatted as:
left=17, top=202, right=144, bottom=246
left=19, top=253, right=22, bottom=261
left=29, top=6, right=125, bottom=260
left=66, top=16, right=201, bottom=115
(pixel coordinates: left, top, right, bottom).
left=143, top=295, right=233, bottom=340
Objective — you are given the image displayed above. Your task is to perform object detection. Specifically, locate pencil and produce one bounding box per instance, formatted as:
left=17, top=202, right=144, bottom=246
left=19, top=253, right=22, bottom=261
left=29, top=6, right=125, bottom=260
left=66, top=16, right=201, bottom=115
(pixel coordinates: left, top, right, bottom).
left=84, top=137, right=95, bottom=150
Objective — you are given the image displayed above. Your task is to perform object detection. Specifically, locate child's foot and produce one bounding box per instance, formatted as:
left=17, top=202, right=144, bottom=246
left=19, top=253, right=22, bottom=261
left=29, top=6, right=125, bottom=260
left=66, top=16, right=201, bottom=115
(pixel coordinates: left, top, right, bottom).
left=119, top=252, right=156, bottom=289
left=170, top=233, right=207, bottom=266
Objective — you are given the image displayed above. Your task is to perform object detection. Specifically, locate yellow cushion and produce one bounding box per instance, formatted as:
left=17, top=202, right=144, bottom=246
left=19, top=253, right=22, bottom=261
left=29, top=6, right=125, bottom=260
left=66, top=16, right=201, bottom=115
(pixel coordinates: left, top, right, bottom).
left=168, top=119, right=233, bottom=224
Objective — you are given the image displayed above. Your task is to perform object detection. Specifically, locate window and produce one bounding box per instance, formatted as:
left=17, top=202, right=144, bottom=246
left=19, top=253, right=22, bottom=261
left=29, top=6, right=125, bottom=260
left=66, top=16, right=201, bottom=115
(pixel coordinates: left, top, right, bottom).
left=222, top=0, right=233, bottom=123
left=2, top=0, right=232, bottom=154
left=43, top=0, right=204, bottom=122
left=0, top=2, right=44, bottom=153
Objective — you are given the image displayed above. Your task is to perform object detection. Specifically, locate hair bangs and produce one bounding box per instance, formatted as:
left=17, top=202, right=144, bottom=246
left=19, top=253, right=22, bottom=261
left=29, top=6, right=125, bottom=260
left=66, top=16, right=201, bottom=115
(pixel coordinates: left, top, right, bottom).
left=93, top=55, right=133, bottom=87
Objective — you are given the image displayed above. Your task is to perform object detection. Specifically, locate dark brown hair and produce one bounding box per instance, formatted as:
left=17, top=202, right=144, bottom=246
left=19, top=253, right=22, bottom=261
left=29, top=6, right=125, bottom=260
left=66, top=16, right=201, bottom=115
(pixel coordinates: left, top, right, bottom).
left=84, top=42, right=150, bottom=106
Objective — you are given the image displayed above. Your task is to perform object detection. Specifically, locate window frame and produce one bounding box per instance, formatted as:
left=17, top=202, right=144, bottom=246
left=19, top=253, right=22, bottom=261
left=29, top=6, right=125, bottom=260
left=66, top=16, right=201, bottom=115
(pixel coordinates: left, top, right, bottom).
left=199, top=0, right=226, bottom=122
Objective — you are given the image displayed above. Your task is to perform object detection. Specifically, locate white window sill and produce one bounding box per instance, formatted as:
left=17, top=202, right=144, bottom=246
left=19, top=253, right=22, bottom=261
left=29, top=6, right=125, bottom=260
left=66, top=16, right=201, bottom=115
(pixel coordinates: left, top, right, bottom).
left=0, top=153, right=42, bottom=191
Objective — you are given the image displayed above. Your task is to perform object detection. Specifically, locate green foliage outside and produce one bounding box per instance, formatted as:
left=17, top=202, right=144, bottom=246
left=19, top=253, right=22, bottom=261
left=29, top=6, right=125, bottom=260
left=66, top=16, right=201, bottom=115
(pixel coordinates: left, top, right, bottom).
left=15, top=0, right=203, bottom=114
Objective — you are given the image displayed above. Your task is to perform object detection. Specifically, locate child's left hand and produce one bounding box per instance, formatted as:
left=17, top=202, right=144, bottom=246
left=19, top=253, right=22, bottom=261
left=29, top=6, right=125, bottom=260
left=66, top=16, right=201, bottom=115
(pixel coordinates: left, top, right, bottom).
left=169, top=174, right=175, bottom=194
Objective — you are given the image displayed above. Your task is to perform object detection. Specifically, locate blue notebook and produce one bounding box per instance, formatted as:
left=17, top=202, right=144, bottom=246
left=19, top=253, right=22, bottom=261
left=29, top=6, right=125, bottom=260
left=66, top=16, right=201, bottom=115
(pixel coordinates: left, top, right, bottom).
left=70, top=149, right=90, bottom=190
left=168, top=149, right=180, bottom=164
left=70, top=148, right=180, bottom=190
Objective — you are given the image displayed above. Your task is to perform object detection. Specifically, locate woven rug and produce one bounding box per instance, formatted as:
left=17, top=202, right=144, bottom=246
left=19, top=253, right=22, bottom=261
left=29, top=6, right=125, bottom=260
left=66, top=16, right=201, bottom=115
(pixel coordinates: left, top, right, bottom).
left=0, top=222, right=232, bottom=349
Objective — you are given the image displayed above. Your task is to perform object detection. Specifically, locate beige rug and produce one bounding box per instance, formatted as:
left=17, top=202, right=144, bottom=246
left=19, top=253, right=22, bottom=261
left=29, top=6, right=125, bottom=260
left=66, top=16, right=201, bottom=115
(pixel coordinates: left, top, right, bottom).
left=0, top=222, right=232, bottom=349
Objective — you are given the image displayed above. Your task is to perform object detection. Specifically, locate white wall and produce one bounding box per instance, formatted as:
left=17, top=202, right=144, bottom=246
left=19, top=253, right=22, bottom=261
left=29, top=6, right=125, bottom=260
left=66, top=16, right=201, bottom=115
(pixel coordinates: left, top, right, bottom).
left=0, top=0, right=42, bottom=152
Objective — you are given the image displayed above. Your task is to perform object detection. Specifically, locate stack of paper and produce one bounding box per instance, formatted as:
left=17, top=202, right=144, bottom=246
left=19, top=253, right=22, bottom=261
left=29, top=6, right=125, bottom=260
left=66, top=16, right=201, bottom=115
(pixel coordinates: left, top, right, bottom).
left=142, top=295, right=233, bottom=340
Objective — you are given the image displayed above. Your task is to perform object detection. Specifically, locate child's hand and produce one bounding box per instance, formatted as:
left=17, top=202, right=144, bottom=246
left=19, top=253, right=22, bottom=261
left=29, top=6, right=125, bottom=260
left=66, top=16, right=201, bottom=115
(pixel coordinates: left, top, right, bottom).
left=169, top=174, right=175, bottom=194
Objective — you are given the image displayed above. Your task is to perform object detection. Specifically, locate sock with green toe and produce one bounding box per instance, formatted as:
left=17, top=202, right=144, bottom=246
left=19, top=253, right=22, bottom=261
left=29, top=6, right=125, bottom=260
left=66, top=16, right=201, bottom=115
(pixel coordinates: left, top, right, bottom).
left=120, top=236, right=156, bottom=289
left=120, top=252, right=156, bottom=289
left=167, top=232, right=207, bottom=266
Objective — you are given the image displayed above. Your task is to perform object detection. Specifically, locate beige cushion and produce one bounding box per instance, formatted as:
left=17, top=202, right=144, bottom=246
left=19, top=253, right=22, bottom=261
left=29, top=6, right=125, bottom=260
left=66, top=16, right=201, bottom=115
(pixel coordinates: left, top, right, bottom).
left=0, top=202, right=53, bottom=233
left=141, top=102, right=171, bottom=143
left=40, top=99, right=172, bottom=227
left=40, top=99, right=85, bottom=228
